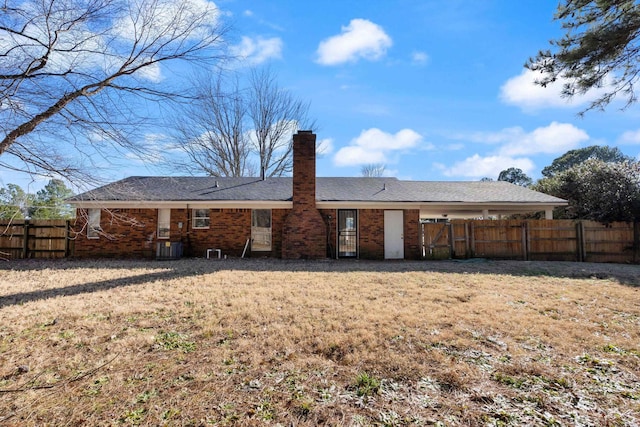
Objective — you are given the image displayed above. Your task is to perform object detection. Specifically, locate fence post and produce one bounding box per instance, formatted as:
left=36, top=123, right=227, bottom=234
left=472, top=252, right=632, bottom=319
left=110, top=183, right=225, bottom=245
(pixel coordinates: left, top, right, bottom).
left=448, top=222, right=454, bottom=258
left=65, top=220, right=71, bottom=257
left=22, top=220, right=29, bottom=259
left=470, top=221, right=475, bottom=258
left=464, top=222, right=470, bottom=258
left=575, top=222, right=580, bottom=262
left=634, top=221, right=640, bottom=264
left=420, top=223, right=425, bottom=259
left=576, top=221, right=586, bottom=262
left=525, top=220, right=532, bottom=261
left=521, top=221, right=528, bottom=261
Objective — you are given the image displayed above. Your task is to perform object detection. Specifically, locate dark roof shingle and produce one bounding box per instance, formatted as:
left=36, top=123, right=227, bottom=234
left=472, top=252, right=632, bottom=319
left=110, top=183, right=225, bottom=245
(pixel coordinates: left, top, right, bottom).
left=69, top=176, right=566, bottom=204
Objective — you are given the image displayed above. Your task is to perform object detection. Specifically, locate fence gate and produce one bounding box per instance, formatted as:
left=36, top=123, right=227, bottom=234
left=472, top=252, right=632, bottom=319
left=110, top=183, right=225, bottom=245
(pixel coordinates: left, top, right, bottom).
left=422, top=222, right=453, bottom=259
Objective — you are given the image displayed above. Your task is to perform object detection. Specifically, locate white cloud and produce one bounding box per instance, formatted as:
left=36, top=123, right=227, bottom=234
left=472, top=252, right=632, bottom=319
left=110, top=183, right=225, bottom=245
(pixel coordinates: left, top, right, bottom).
left=411, top=51, right=429, bottom=65
left=384, top=168, right=399, bottom=177
left=0, top=16, right=108, bottom=78
left=112, top=0, right=220, bottom=81
left=317, top=138, right=334, bottom=156
left=461, top=122, right=588, bottom=156
left=316, top=19, right=392, bottom=65
left=354, top=128, right=422, bottom=151
left=334, top=146, right=387, bottom=166
left=125, top=133, right=171, bottom=164
left=134, top=62, right=163, bottom=83
left=619, top=129, right=640, bottom=145
left=440, top=122, right=590, bottom=179
left=500, top=122, right=588, bottom=156
left=114, top=0, right=219, bottom=42
left=506, top=123, right=588, bottom=156
left=333, top=128, right=422, bottom=167
left=499, top=68, right=610, bottom=111
left=230, top=36, right=283, bottom=65
left=466, top=127, right=524, bottom=144
left=443, top=155, right=535, bottom=179
left=1, top=0, right=221, bottom=85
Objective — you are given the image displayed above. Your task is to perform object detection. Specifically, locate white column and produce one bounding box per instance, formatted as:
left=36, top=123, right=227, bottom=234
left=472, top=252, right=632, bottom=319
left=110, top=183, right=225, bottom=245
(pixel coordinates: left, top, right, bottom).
left=482, top=209, right=489, bottom=219
left=545, top=209, right=553, bottom=220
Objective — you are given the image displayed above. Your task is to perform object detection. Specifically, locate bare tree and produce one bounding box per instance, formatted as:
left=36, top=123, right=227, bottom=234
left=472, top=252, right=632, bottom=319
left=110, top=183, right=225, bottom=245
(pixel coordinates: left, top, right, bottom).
left=361, top=163, right=386, bottom=177
left=0, top=0, right=227, bottom=183
left=172, top=67, right=314, bottom=177
left=172, top=73, right=255, bottom=176
left=248, top=67, right=315, bottom=178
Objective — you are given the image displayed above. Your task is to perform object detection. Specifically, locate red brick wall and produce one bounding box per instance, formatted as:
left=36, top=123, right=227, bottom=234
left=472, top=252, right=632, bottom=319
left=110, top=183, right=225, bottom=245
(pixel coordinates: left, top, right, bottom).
left=74, top=208, right=159, bottom=258
left=187, top=208, right=291, bottom=258
left=404, top=209, right=421, bottom=260
left=359, top=209, right=385, bottom=260
left=316, top=208, right=419, bottom=260
left=74, top=206, right=418, bottom=259
left=318, top=209, right=337, bottom=258
left=291, top=131, right=317, bottom=209
left=282, top=131, right=327, bottom=259
left=185, top=208, right=250, bottom=258
left=74, top=207, right=293, bottom=259
left=270, top=209, right=288, bottom=257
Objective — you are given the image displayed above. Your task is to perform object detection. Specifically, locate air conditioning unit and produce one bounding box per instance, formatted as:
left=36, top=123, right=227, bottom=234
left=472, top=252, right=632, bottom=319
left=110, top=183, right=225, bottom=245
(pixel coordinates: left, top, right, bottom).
left=156, top=241, right=183, bottom=260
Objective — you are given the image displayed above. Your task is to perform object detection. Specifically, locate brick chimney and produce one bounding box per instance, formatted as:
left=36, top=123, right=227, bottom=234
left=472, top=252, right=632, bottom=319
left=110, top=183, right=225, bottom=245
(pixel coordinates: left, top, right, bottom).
left=282, top=131, right=327, bottom=259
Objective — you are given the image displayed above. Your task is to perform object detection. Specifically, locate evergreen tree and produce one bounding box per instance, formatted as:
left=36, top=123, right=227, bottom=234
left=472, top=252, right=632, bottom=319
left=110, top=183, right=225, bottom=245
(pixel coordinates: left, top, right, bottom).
left=497, top=167, right=533, bottom=187
left=534, top=159, right=640, bottom=222
left=542, top=145, right=633, bottom=177
left=0, top=184, right=33, bottom=220
left=31, top=179, right=74, bottom=219
left=529, top=0, right=640, bottom=111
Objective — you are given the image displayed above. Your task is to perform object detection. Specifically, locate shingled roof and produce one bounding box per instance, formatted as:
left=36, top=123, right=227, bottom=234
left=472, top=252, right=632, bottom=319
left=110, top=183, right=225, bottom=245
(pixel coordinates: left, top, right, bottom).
left=316, top=178, right=564, bottom=203
left=69, top=176, right=292, bottom=202
left=69, top=176, right=565, bottom=204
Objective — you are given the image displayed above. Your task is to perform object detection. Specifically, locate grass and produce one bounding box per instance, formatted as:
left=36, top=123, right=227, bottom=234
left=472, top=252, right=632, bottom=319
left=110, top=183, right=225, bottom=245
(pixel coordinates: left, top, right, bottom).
left=0, top=258, right=639, bottom=426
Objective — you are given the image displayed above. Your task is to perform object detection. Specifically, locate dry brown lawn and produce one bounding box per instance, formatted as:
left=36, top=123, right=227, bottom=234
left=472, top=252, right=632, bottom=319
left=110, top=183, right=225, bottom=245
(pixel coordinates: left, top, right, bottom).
left=0, top=258, right=639, bottom=426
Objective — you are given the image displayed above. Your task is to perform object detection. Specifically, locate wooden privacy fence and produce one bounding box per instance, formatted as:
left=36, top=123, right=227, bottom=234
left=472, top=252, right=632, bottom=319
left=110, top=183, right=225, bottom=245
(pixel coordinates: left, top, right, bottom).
left=2, top=218, right=639, bottom=263
left=422, top=219, right=640, bottom=264
left=0, top=220, right=74, bottom=259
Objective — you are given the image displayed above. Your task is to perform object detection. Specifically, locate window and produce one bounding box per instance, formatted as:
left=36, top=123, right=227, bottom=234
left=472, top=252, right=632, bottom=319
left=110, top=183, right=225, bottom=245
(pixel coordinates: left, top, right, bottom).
left=192, top=208, right=210, bottom=229
left=251, top=209, right=272, bottom=251
left=87, top=208, right=101, bottom=239
left=158, top=209, right=170, bottom=239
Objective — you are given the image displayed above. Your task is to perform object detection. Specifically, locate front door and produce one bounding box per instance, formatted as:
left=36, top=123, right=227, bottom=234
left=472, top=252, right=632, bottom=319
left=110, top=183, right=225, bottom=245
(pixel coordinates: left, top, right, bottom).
left=384, top=210, right=404, bottom=259
left=338, top=209, right=357, bottom=258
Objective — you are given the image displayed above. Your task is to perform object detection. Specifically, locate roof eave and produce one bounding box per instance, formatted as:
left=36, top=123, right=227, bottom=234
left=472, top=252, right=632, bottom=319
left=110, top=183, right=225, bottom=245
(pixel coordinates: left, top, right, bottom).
left=68, top=200, right=293, bottom=209
left=316, top=200, right=567, bottom=209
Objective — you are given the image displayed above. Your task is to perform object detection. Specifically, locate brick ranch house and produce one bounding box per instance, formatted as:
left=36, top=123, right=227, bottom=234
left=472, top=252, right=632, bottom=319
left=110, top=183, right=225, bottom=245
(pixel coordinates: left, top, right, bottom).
left=69, top=131, right=567, bottom=260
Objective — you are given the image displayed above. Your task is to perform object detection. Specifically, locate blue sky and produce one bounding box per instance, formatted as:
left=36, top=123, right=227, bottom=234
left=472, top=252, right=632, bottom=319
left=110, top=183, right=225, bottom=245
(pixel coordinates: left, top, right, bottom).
left=4, top=0, right=640, bottom=192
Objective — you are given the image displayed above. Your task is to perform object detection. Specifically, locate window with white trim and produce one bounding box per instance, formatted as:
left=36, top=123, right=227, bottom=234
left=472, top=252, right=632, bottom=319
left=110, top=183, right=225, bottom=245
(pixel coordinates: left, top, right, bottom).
left=251, top=209, right=272, bottom=251
left=158, top=209, right=170, bottom=239
left=87, top=208, right=101, bottom=239
left=192, top=208, right=210, bottom=229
